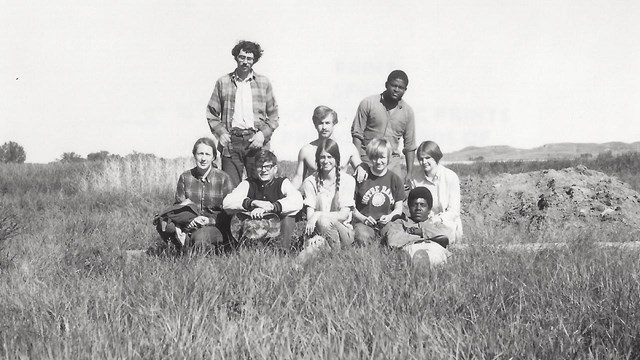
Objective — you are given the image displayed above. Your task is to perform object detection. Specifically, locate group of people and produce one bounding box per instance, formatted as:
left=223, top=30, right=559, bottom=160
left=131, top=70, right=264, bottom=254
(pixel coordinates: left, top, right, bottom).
left=153, top=40, right=462, bottom=268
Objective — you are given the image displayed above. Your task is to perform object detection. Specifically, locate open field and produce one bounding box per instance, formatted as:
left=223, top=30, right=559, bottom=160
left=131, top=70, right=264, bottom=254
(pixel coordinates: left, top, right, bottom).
left=1, top=154, right=640, bottom=358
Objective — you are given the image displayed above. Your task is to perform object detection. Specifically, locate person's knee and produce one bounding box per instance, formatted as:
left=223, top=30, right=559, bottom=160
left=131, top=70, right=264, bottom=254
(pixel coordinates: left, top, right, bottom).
left=315, top=216, right=334, bottom=234
left=427, top=247, right=448, bottom=267
left=192, top=226, right=224, bottom=249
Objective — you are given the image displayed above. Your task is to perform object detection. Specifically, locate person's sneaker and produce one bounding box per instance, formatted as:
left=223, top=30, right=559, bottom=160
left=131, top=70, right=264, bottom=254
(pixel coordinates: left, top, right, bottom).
left=297, top=235, right=326, bottom=264
left=412, top=249, right=431, bottom=274
left=175, top=227, right=187, bottom=246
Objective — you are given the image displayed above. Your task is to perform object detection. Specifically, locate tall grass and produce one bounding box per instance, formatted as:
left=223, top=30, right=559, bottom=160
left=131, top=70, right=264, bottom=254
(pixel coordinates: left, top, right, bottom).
left=86, top=157, right=192, bottom=195
left=1, top=154, right=640, bottom=358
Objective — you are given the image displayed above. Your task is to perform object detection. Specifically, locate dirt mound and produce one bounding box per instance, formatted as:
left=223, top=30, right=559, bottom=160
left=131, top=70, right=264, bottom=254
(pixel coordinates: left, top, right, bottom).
left=461, top=165, right=640, bottom=232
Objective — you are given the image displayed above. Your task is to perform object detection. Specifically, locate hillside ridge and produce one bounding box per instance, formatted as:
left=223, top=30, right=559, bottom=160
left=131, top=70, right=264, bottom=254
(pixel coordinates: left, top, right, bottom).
left=445, top=141, right=640, bottom=162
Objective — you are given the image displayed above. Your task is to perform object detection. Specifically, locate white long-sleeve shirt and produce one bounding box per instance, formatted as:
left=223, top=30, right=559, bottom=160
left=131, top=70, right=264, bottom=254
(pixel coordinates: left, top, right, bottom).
left=410, top=164, right=463, bottom=242
left=223, top=177, right=303, bottom=216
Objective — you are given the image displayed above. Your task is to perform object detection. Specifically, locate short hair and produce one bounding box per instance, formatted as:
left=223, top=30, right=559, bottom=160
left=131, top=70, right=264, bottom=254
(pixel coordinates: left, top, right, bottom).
left=192, top=137, right=217, bottom=160
left=408, top=187, right=433, bottom=210
left=255, top=149, right=278, bottom=166
left=365, top=138, right=392, bottom=160
left=231, top=40, right=263, bottom=63
left=311, top=105, right=338, bottom=125
left=386, top=70, right=409, bottom=86
left=416, top=141, right=443, bottom=164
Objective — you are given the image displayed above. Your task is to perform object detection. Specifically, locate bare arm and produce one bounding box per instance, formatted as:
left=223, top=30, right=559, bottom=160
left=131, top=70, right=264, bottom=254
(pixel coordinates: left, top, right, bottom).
left=291, top=147, right=308, bottom=190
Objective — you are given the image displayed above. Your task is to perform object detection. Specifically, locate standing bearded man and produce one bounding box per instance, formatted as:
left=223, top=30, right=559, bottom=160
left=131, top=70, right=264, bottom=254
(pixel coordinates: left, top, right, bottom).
left=206, top=40, right=279, bottom=186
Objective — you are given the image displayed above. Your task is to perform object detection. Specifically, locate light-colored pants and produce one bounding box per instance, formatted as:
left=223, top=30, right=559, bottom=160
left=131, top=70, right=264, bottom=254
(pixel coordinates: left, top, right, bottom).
left=402, top=242, right=450, bottom=267
left=383, top=220, right=451, bottom=267
left=298, top=217, right=354, bottom=262
left=315, top=216, right=354, bottom=248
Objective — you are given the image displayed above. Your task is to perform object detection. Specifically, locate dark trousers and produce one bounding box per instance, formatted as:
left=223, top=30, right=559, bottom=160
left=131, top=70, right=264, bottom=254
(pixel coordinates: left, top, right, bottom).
left=155, top=211, right=231, bottom=252
left=221, top=133, right=267, bottom=187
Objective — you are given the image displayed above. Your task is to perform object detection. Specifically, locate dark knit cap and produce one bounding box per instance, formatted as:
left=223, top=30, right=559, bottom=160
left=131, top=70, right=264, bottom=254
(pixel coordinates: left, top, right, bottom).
left=408, top=187, right=433, bottom=209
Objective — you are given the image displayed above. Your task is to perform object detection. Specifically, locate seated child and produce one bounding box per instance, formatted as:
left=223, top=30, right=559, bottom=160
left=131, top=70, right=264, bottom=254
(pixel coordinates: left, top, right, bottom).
left=353, top=138, right=406, bottom=246
left=383, top=187, right=452, bottom=268
left=223, top=149, right=303, bottom=249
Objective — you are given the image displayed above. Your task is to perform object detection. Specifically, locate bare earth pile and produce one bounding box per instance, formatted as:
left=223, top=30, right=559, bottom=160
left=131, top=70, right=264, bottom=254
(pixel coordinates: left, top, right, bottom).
left=461, top=165, right=640, bottom=233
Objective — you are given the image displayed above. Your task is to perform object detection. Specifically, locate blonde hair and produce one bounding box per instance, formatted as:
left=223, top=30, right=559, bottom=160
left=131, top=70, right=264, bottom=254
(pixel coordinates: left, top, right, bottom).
left=365, top=138, right=392, bottom=160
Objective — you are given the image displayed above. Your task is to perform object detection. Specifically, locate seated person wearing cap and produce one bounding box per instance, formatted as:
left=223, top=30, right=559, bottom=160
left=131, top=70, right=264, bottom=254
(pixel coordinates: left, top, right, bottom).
left=223, top=149, right=303, bottom=249
left=383, top=187, right=452, bottom=268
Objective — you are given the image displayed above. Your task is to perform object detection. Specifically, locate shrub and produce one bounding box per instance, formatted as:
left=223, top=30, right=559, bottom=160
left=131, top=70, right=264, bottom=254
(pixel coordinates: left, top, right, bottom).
left=0, top=141, right=26, bottom=164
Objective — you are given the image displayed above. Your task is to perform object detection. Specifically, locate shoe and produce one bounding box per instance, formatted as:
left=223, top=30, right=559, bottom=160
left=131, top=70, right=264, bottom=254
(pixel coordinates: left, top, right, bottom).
left=298, top=235, right=326, bottom=264
left=175, top=227, right=187, bottom=246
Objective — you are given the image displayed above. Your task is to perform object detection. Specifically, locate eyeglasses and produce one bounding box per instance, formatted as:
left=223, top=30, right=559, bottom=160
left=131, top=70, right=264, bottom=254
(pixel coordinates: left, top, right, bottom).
left=257, top=164, right=275, bottom=171
left=237, top=55, right=254, bottom=62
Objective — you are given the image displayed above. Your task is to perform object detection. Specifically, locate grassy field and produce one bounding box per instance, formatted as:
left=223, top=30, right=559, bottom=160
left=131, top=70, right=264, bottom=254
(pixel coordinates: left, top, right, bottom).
left=1, top=154, right=640, bottom=358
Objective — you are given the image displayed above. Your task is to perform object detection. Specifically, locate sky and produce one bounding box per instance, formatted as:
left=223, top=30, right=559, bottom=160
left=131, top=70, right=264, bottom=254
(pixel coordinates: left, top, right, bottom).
left=1, top=0, right=639, bottom=163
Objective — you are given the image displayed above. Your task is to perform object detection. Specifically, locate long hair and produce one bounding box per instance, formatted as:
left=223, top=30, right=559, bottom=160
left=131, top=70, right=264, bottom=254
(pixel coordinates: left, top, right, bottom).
left=315, top=138, right=341, bottom=211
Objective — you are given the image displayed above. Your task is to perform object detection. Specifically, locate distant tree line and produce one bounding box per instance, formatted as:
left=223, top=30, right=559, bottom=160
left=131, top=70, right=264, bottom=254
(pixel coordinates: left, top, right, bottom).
left=58, top=150, right=159, bottom=163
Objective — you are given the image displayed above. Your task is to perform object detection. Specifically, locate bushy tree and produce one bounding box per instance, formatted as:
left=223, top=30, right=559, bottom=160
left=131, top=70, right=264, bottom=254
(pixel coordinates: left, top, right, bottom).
left=87, top=150, right=110, bottom=162
left=126, top=151, right=158, bottom=161
left=0, top=141, right=26, bottom=163
left=59, top=152, right=85, bottom=163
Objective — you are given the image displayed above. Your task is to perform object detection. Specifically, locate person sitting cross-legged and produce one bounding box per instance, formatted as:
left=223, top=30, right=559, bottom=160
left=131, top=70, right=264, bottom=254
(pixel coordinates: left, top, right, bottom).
left=383, top=187, right=452, bottom=269
left=353, top=138, right=406, bottom=246
left=298, top=139, right=356, bottom=262
left=153, top=137, right=234, bottom=254
left=223, top=149, right=303, bottom=250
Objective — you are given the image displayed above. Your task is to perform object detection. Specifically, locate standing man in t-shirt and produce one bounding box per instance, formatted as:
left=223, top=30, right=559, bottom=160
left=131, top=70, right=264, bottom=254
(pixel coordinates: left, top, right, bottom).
left=206, top=40, right=279, bottom=186
left=351, top=70, right=416, bottom=186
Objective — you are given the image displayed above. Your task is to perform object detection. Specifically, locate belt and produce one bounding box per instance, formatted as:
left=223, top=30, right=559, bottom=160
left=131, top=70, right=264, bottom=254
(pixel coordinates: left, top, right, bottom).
left=230, top=128, right=257, bottom=137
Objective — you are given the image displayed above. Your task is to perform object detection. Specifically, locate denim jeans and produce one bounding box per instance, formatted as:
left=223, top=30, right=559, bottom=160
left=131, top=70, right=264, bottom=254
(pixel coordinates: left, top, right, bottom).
left=221, top=132, right=269, bottom=187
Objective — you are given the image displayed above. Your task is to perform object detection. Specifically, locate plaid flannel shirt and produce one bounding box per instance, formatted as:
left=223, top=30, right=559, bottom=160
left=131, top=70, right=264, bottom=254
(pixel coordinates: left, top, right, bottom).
left=206, top=71, right=279, bottom=141
left=175, top=167, right=234, bottom=224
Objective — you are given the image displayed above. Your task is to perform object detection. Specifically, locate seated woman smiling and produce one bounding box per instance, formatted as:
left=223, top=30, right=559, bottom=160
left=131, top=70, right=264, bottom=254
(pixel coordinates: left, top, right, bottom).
left=409, top=140, right=463, bottom=243
left=298, top=138, right=356, bottom=260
